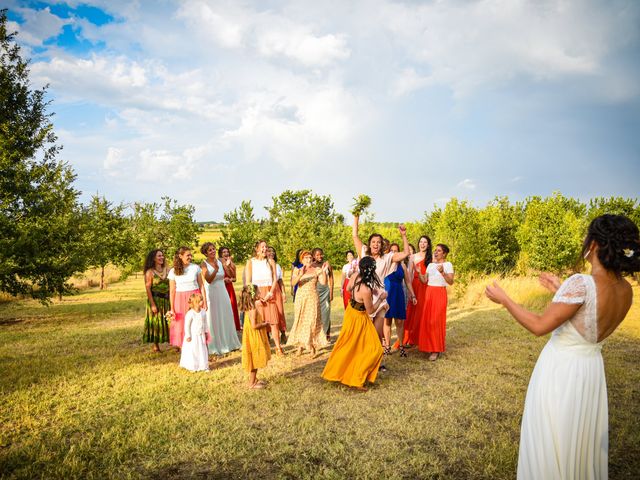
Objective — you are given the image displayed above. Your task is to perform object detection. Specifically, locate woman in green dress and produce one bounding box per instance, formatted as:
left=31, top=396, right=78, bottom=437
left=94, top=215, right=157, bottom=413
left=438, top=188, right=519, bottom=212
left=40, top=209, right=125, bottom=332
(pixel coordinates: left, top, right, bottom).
left=143, top=249, right=170, bottom=352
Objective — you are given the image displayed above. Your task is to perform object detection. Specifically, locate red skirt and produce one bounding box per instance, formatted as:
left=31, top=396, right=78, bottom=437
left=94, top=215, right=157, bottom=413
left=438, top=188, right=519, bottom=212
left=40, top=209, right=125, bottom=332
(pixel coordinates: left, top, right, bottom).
left=417, top=286, right=448, bottom=353
left=342, top=282, right=351, bottom=309
left=395, top=276, right=426, bottom=347
left=170, top=288, right=200, bottom=347
left=225, top=281, right=241, bottom=330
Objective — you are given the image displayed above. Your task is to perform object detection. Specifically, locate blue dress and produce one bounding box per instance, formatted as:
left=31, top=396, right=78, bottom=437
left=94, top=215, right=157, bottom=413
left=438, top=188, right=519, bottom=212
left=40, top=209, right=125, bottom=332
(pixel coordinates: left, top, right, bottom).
left=384, top=264, right=406, bottom=319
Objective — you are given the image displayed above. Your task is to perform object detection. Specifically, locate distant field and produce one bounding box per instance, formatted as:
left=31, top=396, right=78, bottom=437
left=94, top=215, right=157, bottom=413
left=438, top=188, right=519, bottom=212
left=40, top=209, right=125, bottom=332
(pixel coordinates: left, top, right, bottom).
left=199, top=228, right=223, bottom=245
left=0, top=275, right=638, bottom=479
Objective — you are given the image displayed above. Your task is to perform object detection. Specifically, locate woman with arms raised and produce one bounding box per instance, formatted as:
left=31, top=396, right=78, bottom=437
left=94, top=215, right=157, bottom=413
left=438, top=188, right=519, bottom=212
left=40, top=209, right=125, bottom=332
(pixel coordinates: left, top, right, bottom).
left=486, top=214, right=640, bottom=480
left=352, top=214, right=410, bottom=360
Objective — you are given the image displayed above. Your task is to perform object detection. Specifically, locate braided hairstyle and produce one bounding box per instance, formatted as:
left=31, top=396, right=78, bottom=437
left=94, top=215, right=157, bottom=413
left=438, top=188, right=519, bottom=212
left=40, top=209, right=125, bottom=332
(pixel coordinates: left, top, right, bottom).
left=582, top=214, right=640, bottom=276
left=354, top=256, right=383, bottom=292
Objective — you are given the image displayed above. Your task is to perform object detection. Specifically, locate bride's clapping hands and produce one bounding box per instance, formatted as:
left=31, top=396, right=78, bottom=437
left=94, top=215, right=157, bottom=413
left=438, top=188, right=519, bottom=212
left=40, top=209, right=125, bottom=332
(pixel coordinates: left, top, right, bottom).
left=485, top=281, right=509, bottom=305
left=539, top=272, right=561, bottom=294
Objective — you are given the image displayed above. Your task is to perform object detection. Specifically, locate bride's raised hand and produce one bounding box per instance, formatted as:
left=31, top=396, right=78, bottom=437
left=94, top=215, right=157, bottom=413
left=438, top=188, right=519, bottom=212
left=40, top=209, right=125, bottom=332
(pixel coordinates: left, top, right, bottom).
left=539, top=272, right=561, bottom=293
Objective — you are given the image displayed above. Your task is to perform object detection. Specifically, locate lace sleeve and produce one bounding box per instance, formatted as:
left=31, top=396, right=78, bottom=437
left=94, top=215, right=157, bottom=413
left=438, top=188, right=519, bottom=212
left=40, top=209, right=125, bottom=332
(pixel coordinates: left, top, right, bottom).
left=552, top=274, right=586, bottom=305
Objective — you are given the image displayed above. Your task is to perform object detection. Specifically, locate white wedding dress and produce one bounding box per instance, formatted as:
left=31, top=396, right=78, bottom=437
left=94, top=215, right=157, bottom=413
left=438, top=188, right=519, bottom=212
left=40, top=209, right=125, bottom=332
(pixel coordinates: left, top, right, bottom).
left=518, top=274, right=608, bottom=479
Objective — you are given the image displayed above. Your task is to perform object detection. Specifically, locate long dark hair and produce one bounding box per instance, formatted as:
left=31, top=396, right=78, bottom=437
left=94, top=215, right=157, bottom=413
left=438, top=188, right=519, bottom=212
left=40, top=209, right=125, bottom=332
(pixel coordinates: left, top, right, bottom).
left=418, top=235, right=433, bottom=266
left=144, top=249, right=164, bottom=273
left=268, top=245, right=278, bottom=263
left=354, top=256, right=383, bottom=291
left=173, top=246, right=190, bottom=275
left=582, top=214, right=640, bottom=276
left=293, top=248, right=303, bottom=267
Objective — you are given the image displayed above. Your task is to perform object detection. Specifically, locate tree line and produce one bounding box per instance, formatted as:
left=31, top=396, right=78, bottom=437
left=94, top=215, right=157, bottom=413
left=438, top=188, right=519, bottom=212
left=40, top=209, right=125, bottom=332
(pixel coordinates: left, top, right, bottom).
left=0, top=10, right=200, bottom=301
left=221, top=191, right=640, bottom=278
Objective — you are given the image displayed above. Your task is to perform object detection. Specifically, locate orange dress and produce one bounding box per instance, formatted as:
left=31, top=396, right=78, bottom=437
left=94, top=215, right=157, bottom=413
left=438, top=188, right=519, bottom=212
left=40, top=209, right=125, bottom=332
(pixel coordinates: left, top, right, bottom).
left=321, top=299, right=383, bottom=388
left=242, top=310, right=272, bottom=372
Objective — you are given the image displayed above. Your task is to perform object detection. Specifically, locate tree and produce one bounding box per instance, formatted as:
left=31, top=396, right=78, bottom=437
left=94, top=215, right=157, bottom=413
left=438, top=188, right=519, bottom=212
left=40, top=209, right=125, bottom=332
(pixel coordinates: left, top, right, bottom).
left=220, top=200, right=263, bottom=264
left=0, top=10, right=85, bottom=301
left=84, top=196, right=132, bottom=289
left=125, top=197, right=202, bottom=274
left=516, top=192, right=586, bottom=273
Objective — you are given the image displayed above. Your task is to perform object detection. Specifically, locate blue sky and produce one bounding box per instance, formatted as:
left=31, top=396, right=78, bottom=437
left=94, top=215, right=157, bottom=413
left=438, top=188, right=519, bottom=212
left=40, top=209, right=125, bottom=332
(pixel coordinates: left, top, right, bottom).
left=5, top=0, right=640, bottom=221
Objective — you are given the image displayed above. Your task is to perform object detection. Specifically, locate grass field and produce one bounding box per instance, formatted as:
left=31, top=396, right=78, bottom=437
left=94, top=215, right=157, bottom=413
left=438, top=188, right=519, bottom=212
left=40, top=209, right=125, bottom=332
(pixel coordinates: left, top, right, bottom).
left=0, top=274, right=639, bottom=479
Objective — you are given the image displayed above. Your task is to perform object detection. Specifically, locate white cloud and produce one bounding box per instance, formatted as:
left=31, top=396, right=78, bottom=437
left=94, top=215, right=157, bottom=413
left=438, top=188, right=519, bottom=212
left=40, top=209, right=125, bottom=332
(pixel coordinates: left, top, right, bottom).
left=457, top=179, right=476, bottom=190
left=10, top=6, right=70, bottom=46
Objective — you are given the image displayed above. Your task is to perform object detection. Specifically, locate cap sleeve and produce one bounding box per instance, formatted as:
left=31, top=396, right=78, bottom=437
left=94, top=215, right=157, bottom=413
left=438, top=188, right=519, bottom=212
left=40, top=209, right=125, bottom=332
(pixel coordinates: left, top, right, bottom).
left=552, top=274, right=586, bottom=305
left=443, top=262, right=454, bottom=274
left=167, top=268, right=176, bottom=281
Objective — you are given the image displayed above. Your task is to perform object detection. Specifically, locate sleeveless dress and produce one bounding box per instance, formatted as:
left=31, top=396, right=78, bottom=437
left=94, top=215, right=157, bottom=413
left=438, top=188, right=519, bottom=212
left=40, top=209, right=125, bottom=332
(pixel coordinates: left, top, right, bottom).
left=143, top=272, right=170, bottom=344
left=321, top=297, right=384, bottom=387
left=242, top=309, right=271, bottom=372
left=517, top=274, right=607, bottom=479
left=287, top=272, right=329, bottom=351
left=204, top=260, right=241, bottom=355
left=384, top=263, right=406, bottom=320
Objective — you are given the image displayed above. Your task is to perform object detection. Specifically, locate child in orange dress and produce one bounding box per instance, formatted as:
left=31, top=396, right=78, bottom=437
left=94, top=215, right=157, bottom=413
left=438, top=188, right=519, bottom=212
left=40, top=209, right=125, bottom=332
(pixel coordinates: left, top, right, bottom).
left=240, top=285, right=272, bottom=389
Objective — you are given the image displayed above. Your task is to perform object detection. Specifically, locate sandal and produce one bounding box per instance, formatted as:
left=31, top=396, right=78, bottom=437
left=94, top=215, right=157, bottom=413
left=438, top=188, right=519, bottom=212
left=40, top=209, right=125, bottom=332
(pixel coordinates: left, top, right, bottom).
left=429, top=352, right=439, bottom=361
left=249, top=382, right=265, bottom=389
left=276, top=347, right=286, bottom=356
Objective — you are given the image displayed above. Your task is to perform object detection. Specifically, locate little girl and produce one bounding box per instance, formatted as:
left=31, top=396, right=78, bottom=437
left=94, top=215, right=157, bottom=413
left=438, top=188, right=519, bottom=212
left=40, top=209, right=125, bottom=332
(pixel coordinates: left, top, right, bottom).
left=240, top=285, right=271, bottom=389
left=179, top=293, right=211, bottom=372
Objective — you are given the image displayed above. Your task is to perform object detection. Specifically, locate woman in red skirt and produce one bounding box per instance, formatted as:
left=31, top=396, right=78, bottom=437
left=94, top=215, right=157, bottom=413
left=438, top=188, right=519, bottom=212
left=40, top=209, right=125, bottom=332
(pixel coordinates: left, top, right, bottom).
left=219, top=246, right=241, bottom=331
left=416, top=243, right=454, bottom=361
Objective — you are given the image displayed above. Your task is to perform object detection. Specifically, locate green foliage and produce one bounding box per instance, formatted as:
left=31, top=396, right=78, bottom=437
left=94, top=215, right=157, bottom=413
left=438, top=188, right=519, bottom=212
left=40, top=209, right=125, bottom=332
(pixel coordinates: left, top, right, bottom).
left=83, top=196, right=132, bottom=289
left=126, top=197, right=202, bottom=273
left=0, top=10, right=85, bottom=301
left=587, top=197, right=640, bottom=226
left=220, top=200, right=263, bottom=264
left=516, top=192, right=586, bottom=273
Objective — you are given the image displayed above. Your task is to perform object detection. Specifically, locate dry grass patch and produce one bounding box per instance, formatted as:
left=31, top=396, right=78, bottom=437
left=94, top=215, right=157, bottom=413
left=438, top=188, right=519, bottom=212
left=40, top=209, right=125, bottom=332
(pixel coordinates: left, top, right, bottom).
left=0, top=277, right=638, bottom=479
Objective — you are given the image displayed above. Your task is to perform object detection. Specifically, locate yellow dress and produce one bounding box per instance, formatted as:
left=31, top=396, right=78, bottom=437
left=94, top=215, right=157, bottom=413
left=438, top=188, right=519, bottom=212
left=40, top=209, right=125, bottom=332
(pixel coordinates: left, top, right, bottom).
left=287, top=273, right=329, bottom=350
left=242, top=309, right=271, bottom=372
left=321, top=299, right=383, bottom=387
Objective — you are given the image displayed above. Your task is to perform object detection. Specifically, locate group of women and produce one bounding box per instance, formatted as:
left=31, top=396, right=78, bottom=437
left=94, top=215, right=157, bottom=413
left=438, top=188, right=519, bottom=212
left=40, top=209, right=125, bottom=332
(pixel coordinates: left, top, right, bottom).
left=141, top=212, right=640, bottom=480
left=142, top=243, right=242, bottom=357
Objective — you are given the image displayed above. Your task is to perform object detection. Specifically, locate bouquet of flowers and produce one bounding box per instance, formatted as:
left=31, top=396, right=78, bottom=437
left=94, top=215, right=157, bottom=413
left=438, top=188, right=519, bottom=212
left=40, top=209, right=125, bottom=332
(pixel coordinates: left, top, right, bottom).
left=165, top=311, right=175, bottom=324
left=350, top=194, right=372, bottom=216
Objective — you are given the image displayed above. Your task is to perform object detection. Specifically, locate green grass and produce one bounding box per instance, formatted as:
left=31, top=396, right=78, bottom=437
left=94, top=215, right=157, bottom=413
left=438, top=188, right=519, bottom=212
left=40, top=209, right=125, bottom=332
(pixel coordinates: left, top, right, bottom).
left=0, top=276, right=639, bottom=479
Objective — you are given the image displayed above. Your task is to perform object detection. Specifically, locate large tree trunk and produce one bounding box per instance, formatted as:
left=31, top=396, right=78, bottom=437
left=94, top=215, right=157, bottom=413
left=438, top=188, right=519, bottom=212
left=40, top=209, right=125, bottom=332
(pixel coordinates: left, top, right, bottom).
left=100, top=266, right=105, bottom=290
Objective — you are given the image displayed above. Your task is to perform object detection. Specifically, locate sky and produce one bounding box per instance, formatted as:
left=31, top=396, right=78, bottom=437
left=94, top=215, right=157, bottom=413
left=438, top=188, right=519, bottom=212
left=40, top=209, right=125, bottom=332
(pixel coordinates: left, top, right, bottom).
left=4, top=0, right=640, bottom=221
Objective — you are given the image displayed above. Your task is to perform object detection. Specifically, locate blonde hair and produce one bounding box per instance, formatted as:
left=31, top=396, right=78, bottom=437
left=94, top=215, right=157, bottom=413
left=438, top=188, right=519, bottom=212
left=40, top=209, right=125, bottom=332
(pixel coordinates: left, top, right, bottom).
left=188, top=292, right=203, bottom=308
left=239, top=285, right=257, bottom=312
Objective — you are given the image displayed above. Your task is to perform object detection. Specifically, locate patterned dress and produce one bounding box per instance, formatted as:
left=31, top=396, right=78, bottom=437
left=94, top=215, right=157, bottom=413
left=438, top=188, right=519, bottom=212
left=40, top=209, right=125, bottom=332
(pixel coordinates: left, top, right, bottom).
left=287, top=272, right=329, bottom=351
left=143, top=272, right=170, bottom=344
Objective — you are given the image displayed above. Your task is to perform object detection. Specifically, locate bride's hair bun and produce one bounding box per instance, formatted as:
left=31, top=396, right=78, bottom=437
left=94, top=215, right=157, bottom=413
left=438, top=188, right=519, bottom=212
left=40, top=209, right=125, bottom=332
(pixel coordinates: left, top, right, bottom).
left=583, top=214, right=640, bottom=275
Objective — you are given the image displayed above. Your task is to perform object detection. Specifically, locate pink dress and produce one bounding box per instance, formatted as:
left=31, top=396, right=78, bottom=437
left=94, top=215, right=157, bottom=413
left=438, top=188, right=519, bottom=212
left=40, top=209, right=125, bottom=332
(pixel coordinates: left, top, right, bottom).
left=168, top=263, right=201, bottom=348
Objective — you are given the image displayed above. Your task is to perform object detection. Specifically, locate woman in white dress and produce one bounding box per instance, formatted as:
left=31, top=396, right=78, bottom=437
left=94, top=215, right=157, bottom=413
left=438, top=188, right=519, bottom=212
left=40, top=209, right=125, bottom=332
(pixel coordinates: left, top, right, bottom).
left=485, top=214, right=640, bottom=479
left=200, top=242, right=241, bottom=356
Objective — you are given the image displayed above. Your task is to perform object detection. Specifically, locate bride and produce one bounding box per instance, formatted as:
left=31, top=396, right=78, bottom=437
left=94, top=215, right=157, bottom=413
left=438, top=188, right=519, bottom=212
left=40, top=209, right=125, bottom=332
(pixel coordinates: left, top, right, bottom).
left=485, top=214, right=640, bottom=479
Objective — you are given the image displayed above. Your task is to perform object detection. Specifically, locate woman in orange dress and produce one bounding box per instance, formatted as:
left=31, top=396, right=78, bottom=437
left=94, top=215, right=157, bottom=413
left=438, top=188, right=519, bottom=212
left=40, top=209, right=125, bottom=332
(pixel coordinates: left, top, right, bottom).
left=416, top=244, right=454, bottom=361
left=321, top=256, right=385, bottom=390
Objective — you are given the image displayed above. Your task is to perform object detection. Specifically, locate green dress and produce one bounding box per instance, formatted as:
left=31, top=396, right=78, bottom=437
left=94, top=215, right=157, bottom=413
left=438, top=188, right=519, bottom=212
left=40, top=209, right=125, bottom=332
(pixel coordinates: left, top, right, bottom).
left=143, top=272, right=170, bottom=343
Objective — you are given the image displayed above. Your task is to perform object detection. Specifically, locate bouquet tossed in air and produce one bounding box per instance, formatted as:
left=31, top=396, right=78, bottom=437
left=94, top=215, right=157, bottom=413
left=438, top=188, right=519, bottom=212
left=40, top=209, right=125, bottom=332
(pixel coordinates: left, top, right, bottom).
left=350, top=194, right=372, bottom=216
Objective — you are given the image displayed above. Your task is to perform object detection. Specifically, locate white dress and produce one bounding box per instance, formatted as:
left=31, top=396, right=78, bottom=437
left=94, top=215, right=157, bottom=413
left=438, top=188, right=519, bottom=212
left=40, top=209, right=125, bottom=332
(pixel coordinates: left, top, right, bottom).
left=204, top=260, right=241, bottom=355
left=180, top=309, right=209, bottom=372
left=518, top=274, right=608, bottom=480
